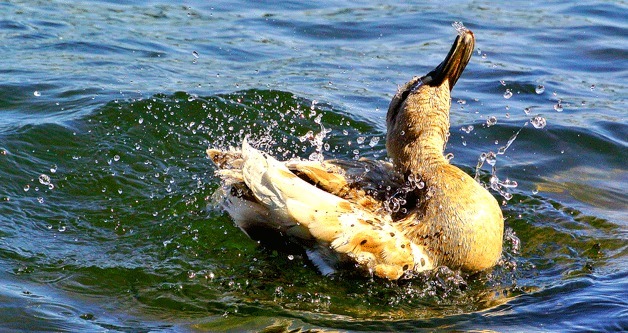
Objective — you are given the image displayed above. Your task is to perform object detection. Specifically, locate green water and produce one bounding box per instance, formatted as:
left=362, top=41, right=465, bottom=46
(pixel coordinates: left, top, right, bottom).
left=1, top=0, right=626, bottom=332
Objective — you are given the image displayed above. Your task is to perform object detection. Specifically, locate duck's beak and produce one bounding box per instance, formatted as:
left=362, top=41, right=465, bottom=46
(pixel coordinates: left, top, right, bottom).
left=423, top=27, right=475, bottom=91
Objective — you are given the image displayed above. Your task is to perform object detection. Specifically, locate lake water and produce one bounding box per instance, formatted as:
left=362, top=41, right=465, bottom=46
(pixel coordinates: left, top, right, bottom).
left=1, top=0, right=626, bottom=332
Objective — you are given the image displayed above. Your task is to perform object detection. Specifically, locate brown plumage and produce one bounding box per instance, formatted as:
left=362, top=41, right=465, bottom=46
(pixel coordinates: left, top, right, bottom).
left=207, top=25, right=503, bottom=280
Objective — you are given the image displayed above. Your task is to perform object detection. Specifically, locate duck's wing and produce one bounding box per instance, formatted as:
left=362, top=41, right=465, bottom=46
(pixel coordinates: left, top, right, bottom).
left=208, top=141, right=433, bottom=280
left=285, top=157, right=405, bottom=204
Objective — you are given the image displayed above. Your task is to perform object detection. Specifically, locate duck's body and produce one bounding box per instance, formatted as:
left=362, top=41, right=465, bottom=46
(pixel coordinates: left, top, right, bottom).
left=208, top=25, right=503, bottom=280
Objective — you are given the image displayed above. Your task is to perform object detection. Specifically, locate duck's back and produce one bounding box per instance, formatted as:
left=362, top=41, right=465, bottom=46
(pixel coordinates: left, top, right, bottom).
left=208, top=141, right=434, bottom=279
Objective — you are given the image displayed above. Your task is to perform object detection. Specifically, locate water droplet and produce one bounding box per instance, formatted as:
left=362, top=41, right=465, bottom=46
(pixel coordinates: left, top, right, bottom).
left=503, top=89, right=512, bottom=99
left=356, top=136, right=365, bottom=144
left=37, top=197, right=44, bottom=204
left=535, top=85, right=545, bottom=94
left=553, top=102, right=563, bottom=112
left=192, top=51, right=199, bottom=59
left=50, top=165, right=57, bottom=173
left=486, top=152, right=497, bottom=166
left=138, top=118, right=144, bottom=124
left=23, top=185, right=30, bottom=192
left=499, top=178, right=518, bottom=188
left=590, top=84, right=595, bottom=90
left=523, top=107, right=531, bottom=115
left=287, top=255, right=294, bottom=260
left=500, top=80, right=506, bottom=86
left=461, top=125, right=474, bottom=133
left=368, top=137, right=380, bottom=147
left=452, top=21, right=468, bottom=35
left=33, top=91, right=41, bottom=97
left=80, top=313, right=94, bottom=321
left=38, top=174, right=51, bottom=186
left=313, top=114, right=322, bottom=124
left=531, top=116, right=547, bottom=129
left=58, top=226, right=66, bottom=232
left=486, top=116, right=497, bottom=127
left=48, top=184, right=54, bottom=190
left=113, top=155, right=120, bottom=162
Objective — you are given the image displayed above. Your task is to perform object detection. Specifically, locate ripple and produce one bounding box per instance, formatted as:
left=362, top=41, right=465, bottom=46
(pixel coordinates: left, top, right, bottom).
left=0, top=0, right=626, bottom=331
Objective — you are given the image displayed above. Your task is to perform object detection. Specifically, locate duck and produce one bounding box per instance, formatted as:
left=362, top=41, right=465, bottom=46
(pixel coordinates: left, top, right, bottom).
left=207, top=24, right=503, bottom=280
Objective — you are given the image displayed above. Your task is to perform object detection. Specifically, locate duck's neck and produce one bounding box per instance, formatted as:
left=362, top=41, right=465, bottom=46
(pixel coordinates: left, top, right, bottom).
left=386, top=84, right=451, bottom=178
left=402, top=127, right=449, bottom=176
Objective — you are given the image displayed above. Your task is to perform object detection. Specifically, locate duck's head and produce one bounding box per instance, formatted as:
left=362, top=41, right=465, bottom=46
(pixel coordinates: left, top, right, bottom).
left=386, top=25, right=475, bottom=173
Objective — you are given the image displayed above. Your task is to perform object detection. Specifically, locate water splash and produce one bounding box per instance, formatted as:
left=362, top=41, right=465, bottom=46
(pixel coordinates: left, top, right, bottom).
left=460, top=125, right=474, bottom=133
left=382, top=173, right=426, bottom=215
left=503, top=89, right=513, bottom=99
left=452, top=21, right=468, bottom=35
left=368, top=136, right=380, bottom=147
left=531, top=116, right=547, bottom=129
left=298, top=124, right=332, bottom=162
left=475, top=124, right=526, bottom=200
left=486, top=116, right=497, bottom=127
left=38, top=174, right=51, bottom=186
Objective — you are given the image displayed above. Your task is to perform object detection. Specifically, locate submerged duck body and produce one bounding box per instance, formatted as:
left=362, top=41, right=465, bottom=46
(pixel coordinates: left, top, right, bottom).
left=208, top=26, right=503, bottom=280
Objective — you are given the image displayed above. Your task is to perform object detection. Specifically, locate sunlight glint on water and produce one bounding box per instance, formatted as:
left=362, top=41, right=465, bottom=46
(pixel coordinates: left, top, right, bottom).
left=0, top=1, right=626, bottom=332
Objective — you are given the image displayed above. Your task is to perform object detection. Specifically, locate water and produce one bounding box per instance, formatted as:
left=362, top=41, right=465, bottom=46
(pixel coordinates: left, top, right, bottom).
left=1, top=0, right=626, bottom=332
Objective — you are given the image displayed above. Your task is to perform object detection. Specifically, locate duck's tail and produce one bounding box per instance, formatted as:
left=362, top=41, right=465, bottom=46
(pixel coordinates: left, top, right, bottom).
left=208, top=139, right=433, bottom=279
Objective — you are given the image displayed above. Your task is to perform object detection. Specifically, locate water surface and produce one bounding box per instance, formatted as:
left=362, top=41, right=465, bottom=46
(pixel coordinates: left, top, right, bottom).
left=1, top=1, right=626, bottom=332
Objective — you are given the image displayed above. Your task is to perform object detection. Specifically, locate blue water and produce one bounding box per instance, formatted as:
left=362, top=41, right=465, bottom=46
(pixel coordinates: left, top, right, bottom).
left=1, top=0, right=626, bottom=332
